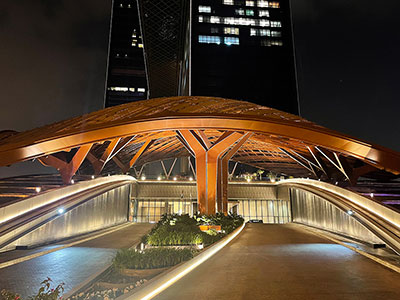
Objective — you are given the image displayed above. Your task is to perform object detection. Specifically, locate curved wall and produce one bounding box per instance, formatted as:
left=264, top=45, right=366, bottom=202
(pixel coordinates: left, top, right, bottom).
left=290, top=188, right=383, bottom=244
left=10, top=184, right=130, bottom=248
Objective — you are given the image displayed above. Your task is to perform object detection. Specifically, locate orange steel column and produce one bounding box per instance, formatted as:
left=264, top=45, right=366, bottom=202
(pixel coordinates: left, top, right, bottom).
left=39, top=144, right=93, bottom=185
left=219, top=133, right=252, bottom=214
left=178, top=130, right=243, bottom=215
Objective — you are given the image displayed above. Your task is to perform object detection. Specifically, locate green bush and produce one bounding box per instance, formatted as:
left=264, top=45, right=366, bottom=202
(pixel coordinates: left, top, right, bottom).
left=143, top=214, right=203, bottom=246
left=113, top=248, right=193, bottom=270
left=142, top=213, right=244, bottom=247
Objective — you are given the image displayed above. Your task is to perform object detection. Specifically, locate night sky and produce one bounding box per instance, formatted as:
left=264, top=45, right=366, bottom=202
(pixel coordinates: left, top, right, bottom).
left=0, top=1, right=399, bottom=153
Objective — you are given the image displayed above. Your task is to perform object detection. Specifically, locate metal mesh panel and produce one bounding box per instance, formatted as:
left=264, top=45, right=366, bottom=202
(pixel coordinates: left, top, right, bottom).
left=137, top=0, right=190, bottom=97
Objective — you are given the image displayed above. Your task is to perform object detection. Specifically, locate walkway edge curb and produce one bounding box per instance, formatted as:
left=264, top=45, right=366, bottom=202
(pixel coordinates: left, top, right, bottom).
left=122, top=222, right=246, bottom=300
left=300, top=225, right=400, bottom=274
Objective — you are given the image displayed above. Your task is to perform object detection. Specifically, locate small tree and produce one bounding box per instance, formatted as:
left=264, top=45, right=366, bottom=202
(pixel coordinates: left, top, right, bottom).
left=257, top=169, right=264, bottom=180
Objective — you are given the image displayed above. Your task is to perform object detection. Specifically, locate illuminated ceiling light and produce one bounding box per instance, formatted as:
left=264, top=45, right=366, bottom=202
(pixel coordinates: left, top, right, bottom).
left=347, top=210, right=354, bottom=215
left=58, top=208, right=65, bottom=214
left=189, top=177, right=193, bottom=181
left=35, top=187, right=41, bottom=193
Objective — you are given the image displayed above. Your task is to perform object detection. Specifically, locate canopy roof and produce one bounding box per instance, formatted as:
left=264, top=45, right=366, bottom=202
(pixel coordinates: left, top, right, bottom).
left=1, top=96, right=399, bottom=181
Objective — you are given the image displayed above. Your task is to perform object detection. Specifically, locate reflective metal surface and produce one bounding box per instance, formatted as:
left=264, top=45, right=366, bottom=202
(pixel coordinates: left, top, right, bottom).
left=291, top=188, right=382, bottom=244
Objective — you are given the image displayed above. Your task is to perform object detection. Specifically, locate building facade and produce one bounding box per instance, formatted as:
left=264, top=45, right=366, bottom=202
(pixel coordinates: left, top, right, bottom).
left=105, top=0, right=299, bottom=115
left=104, top=0, right=148, bottom=108
left=191, top=0, right=299, bottom=114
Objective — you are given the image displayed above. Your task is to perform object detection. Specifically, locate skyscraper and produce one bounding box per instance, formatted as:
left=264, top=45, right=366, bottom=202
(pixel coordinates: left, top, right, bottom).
left=106, top=0, right=299, bottom=115
left=191, top=0, right=299, bottom=114
left=104, top=0, right=147, bottom=107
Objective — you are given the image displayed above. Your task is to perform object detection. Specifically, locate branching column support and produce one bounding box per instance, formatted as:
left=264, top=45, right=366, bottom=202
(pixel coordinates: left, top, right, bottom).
left=219, top=132, right=252, bottom=214
left=177, top=130, right=244, bottom=215
left=38, top=144, right=93, bottom=185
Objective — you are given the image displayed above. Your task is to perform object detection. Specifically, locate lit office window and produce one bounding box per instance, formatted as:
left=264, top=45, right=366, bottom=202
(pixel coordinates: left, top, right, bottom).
left=199, top=6, right=211, bottom=13
left=235, top=8, right=245, bottom=15
left=138, top=44, right=143, bottom=48
left=224, top=17, right=256, bottom=26
left=199, top=16, right=204, bottom=22
left=271, top=30, right=281, bottom=37
left=138, top=88, right=146, bottom=92
left=261, top=39, right=282, bottom=46
left=110, top=87, right=128, bottom=92
left=257, top=1, right=268, bottom=7
left=128, top=4, right=131, bottom=8
left=270, top=21, right=282, bottom=27
left=271, top=40, right=282, bottom=46
left=119, top=3, right=123, bottom=8
left=199, top=35, right=222, bottom=44
left=129, top=88, right=135, bottom=92
left=223, top=0, right=234, bottom=5
left=211, top=27, right=219, bottom=33
left=210, top=16, right=221, bottom=23
left=261, top=40, right=271, bottom=47
left=250, top=28, right=270, bottom=36
left=270, top=2, right=280, bottom=8
left=259, top=19, right=270, bottom=27
left=246, top=1, right=255, bottom=6
left=224, top=27, right=239, bottom=35
left=246, top=9, right=254, bottom=16
left=201, top=16, right=273, bottom=27
left=224, top=37, right=240, bottom=45
left=259, top=10, right=269, bottom=17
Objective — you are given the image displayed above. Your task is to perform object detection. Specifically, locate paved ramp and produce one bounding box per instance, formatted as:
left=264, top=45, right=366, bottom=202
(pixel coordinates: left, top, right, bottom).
left=0, top=223, right=153, bottom=297
left=154, top=224, right=400, bottom=300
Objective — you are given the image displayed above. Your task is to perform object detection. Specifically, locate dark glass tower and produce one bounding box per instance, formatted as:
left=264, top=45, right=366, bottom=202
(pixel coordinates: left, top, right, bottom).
left=106, top=0, right=299, bottom=115
left=104, top=0, right=148, bottom=107
left=191, top=0, right=299, bottom=114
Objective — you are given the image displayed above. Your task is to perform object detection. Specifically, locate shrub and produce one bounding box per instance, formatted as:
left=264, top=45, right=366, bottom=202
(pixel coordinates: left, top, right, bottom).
left=113, top=248, right=193, bottom=270
left=1, top=278, right=64, bottom=300
left=143, top=214, right=204, bottom=246
left=142, top=213, right=244, bottom=247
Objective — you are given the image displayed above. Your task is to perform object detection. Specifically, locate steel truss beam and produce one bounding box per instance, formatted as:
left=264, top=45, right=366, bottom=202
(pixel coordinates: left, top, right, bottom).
left=161, top=158, right=178, bottom=179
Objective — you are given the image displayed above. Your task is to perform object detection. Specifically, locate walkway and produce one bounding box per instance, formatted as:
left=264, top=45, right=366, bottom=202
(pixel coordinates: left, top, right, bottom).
left=154, top=224, right=400, bottom=300
left=0, top=223, right=153, bottom=297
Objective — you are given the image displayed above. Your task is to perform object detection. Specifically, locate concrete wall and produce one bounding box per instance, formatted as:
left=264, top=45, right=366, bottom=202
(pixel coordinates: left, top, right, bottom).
left=134, top=181, right=277, bottom=200
left=290, top=188, right=383, bottom=244
left=11, top=184, right=130, bottom=248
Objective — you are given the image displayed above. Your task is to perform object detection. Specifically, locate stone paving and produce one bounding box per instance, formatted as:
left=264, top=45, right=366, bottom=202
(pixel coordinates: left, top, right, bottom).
left=0, top=223, right=153, bottom=297
left=153, top=223, right=400, bottom=300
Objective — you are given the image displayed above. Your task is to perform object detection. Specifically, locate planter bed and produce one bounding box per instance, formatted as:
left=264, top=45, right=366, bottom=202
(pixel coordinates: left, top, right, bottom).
left=64, top=213, right=243, bottom=300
